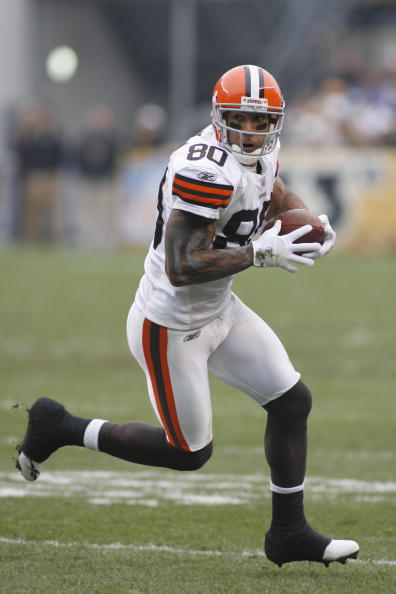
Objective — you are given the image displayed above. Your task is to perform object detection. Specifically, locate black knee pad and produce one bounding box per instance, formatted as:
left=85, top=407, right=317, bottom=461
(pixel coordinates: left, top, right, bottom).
left=184, top=441, right=213, bottom=470
left=287, top=380, right=312, bottom=417
left=264, top=380, right=312, bottom=418
left=173, top=440, right=213, bottom=471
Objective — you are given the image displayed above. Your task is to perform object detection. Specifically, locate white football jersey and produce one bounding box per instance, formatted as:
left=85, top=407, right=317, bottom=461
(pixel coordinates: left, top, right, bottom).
left=134, top=125, right=280, bottom=330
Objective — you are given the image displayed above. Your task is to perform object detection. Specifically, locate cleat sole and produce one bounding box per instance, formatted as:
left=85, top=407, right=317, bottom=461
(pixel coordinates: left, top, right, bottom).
left=16, top=451, right=41, bottom=481
left=322, top=550, right=359, bottom=567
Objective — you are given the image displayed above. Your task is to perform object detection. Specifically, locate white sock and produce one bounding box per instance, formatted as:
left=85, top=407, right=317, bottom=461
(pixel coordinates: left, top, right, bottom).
left=270, top=480, right=305, bottom=494
left=83, top=419, right=107, bottom=451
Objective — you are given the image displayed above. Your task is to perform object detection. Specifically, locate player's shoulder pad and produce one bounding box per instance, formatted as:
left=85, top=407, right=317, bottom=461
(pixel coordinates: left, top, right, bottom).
left=171, top=126, right=241, bottom=188
left=171, top=164, right=234, bottom=210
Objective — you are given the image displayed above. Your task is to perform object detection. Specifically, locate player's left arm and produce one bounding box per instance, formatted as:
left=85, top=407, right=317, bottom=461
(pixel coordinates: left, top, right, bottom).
left=265, top=176, right=336, bottom=259
left=265, top=176, right=309, bottom=220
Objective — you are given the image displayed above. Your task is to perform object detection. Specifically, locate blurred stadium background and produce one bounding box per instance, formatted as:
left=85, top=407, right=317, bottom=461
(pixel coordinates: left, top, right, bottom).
left=0, top=0, right=396, bottom=249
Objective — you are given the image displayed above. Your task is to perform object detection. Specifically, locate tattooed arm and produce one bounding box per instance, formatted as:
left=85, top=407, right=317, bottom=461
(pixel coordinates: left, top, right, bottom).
left=165, top=209, right=253, bottom=286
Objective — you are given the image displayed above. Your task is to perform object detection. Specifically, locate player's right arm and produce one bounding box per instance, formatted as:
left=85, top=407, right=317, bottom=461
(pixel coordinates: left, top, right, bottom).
left=165, top=209, right=253, bottom=286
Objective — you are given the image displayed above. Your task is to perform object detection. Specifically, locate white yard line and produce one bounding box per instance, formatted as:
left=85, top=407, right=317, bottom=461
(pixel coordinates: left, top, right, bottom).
left=0, top=536, right=395, bottom=567
left=2, top=471, right=395, bottom=568
left=1, top=470, right=396, bottom=505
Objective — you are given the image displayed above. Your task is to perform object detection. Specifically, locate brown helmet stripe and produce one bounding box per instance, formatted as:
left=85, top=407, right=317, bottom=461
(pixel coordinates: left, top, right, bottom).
left=258, top=68, right=264, bottom=98
left=244, top=65, right=251, bottom=96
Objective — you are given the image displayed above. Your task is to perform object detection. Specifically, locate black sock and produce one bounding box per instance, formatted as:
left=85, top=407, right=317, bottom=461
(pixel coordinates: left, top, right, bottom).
left=270, top=490, right=307, bottom=534
left=58, top=411, right=91, bottom=447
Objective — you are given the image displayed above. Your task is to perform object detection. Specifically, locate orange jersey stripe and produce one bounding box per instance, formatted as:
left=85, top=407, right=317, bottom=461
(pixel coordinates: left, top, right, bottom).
left=173, top=187, right=230, bottom=207
left=172, top=173, right=233, bottom=208
left=175, top=176, right=233, bottom=197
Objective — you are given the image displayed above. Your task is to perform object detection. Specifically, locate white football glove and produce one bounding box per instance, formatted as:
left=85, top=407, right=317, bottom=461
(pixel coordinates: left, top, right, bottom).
left=304, top=214, right=336, bottom=260
left=252, top=219, right=322, bottom=273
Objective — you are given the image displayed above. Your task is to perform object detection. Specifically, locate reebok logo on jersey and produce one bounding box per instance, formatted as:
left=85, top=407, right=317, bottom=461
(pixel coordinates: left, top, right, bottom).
left=183, top=330, right=201, bottom=342
left=197, top=171, right=217, bottom=182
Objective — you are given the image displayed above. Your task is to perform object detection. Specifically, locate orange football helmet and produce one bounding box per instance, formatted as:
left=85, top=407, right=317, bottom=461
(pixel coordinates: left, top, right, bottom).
left=212, top=64, right=285, bottom=164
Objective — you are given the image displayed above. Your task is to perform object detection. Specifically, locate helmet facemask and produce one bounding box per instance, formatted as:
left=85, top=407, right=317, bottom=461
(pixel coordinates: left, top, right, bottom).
left=212, top=98, right=284, bottom=165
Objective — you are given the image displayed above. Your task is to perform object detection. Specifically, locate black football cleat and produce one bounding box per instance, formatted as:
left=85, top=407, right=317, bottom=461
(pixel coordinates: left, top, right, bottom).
left=265, top=525, right=359, bottom=567
left=16, top=397, right=67, bottom=481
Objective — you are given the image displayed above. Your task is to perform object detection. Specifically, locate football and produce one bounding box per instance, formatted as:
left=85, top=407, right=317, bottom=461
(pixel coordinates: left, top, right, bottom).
left=263, top=209, right=325, bottom=247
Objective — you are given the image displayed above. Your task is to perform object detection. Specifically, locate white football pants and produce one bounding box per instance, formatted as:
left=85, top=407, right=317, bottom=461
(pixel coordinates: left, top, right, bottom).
left=126, top=294, right=300, bottom=452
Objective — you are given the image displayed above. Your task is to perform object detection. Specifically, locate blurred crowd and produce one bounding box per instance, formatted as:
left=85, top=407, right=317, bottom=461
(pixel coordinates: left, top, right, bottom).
left=2, top=102, right=168, bottom=246
left=2, top=62, right=396, bottom=247
left=284, top=64, right=396, bottom=147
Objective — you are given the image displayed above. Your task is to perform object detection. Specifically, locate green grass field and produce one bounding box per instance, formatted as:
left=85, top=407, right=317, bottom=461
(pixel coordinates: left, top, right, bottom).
left=1, top=246, right=395, bottom=593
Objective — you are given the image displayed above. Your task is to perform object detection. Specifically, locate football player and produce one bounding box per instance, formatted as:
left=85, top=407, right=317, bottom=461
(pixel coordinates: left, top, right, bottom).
left=17, top=65, right=358, bottom=567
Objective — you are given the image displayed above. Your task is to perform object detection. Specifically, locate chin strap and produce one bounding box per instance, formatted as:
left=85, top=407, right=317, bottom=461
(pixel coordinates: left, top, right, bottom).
left=230, top=143, right=261, bottom=165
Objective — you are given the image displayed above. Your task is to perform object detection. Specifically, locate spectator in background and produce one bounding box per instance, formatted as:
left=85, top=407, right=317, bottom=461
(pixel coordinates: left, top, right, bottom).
left=14, top=104, right=63, bottom=242
left=343, top=69, right=396, bottom=146
left=75, top=104, right=118, bottom=248
left=119, top=103, right=169, bottom=246
left=129, top=103, right=168, bottom=156
left=284, top=78, right=355, bottom=147
left=284, top=67, right=396, bottom=148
